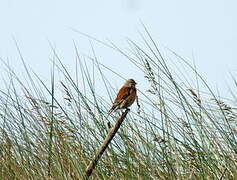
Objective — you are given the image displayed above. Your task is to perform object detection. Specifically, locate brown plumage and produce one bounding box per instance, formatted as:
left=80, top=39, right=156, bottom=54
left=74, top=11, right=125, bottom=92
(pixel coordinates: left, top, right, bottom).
left=108, top=79, right=137, bottom=115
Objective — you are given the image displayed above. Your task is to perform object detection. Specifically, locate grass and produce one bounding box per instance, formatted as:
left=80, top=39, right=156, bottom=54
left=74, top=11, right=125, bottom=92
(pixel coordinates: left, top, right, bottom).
left=0, top=29, right=237, bottom=179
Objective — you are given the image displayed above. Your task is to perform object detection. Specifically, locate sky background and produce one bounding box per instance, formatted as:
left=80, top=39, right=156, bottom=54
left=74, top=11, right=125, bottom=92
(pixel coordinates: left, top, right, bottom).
left=0, top=0, right=236, bottom=98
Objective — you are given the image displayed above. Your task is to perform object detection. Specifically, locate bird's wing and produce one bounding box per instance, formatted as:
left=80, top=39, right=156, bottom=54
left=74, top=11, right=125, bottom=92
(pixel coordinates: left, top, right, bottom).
left=113, top=86, right=131, bottom=105
left=108, top=87, right=131, bottom=115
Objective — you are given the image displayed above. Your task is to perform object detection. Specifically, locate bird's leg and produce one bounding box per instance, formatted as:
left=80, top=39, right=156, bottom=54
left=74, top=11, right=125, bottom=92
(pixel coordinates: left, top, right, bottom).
left=125, top=108, right=130, bottom=111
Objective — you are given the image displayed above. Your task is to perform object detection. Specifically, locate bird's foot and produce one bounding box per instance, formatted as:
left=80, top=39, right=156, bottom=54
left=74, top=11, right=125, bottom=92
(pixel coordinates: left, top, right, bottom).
left=125, top=108, right=130, bottom=111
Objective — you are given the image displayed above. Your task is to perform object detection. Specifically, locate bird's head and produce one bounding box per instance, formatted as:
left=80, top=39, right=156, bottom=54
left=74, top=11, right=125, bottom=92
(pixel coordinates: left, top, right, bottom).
left=125, top=79, right=137, bottom=88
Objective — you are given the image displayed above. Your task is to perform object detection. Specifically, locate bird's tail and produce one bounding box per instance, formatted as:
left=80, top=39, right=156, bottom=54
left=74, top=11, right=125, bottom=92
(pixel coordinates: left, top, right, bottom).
left=107, top=106, right=115, bottom=117
left=106, top=104, right=118, bottom=119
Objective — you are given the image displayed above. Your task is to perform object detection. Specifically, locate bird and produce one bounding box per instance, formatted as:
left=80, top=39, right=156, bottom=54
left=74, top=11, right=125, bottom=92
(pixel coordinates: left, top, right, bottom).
left=108, top=79, right=137, bottom=116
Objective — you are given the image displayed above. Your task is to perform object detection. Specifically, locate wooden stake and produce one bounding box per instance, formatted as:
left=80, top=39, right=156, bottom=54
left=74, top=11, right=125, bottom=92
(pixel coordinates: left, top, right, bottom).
left=85, top=109, right=130, bottom=177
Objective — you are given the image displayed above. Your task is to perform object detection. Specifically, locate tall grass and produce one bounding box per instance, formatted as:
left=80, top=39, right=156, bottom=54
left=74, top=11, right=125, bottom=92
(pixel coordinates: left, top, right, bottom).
left=0, top=30, right=236, bottom=179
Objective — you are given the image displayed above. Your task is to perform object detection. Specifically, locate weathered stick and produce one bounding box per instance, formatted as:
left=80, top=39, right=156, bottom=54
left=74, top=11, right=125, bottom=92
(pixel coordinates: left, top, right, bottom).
left=85, top=109, right=130, bottom=177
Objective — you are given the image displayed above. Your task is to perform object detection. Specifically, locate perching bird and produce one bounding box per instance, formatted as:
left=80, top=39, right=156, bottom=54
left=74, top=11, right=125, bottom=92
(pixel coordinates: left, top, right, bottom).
left=108, top=79, right=137, bottom=116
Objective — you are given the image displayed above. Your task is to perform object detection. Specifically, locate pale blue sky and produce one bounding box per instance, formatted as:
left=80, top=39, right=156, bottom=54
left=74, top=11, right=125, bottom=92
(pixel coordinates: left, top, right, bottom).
left=0, top=0, right=236, bottom=96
